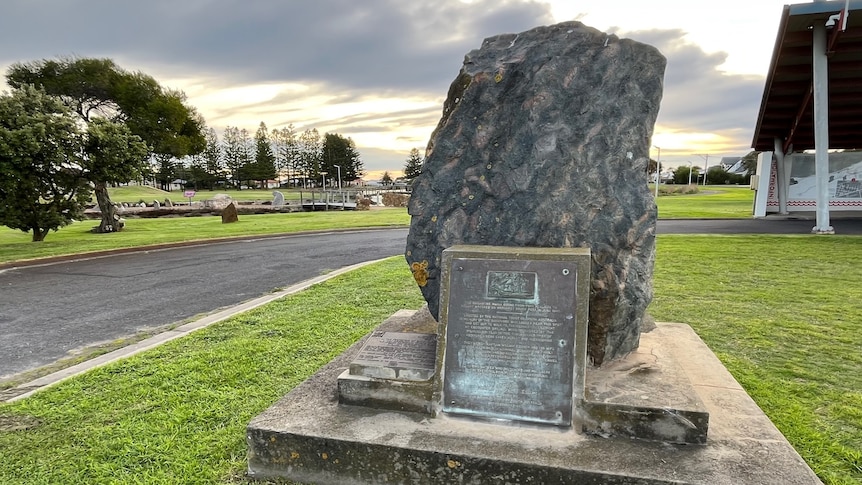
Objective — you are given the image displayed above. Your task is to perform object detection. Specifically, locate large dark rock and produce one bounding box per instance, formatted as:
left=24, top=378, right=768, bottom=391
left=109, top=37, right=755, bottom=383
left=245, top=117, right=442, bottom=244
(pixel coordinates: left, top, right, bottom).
left=405, top=21, right=665, bottom=365
left=221, top=202, right=239, bottom=224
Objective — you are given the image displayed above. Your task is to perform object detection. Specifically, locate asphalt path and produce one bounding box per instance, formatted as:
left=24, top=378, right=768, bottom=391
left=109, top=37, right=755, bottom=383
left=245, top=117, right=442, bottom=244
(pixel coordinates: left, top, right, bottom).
left=0, top=228, right=409, bottom=379
left=1, top=217, right=860, bottom=380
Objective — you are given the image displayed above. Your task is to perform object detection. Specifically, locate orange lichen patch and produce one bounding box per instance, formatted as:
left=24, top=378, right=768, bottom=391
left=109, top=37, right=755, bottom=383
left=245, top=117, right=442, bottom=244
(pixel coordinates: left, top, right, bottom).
left=447, top=459, right=461, bottom=469
left=321, top=452, right=329, bottom=460
left=410, top=260, right=429, bottom=287
left=290, top=451, right=300, bottom=460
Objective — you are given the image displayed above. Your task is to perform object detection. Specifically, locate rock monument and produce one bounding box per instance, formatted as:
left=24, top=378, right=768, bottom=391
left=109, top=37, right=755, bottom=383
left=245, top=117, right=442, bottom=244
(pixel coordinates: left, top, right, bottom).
left=247, top=22, right=823, bottom=485
left=405, top=21, right=665, bottom=365
left=271, top=190, right=285, bottom=207
left=221, top=202, right=239, bottom=223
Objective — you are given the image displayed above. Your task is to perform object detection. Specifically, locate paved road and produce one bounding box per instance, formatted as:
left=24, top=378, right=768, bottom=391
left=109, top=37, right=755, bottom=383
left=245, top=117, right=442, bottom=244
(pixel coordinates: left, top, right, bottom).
left=0, top=228, right=409, bottom=379
left=2, top=218, right=861, bottom=380
left=657, top=217, right=862, bottom=235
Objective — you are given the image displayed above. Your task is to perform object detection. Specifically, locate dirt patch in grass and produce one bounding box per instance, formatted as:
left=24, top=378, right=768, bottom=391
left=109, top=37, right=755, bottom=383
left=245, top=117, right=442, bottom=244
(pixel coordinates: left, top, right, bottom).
left=0, top=413, right=41, bottom=432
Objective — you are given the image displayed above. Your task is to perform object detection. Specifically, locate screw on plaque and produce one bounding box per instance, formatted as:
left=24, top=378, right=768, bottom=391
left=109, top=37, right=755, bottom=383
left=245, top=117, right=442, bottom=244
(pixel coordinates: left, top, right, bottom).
left=562, top=268, right=570, bottom=275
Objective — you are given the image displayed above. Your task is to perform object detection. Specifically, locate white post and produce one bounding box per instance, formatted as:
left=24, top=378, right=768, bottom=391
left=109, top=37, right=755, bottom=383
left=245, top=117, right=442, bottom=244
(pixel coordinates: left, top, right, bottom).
left=653, top=146, right=661, bottom=198
left=320, top=171, right=327, bottom=211
left=334, top=164, right=343, bottom=210
left=687, top=161, right=693, bottom=186
left=812, top=22, right=834, bottom=233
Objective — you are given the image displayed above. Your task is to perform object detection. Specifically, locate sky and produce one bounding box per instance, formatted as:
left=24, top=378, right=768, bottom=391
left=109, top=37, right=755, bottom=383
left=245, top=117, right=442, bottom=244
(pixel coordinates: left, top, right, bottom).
left=0, top=0, right=799, bottom=177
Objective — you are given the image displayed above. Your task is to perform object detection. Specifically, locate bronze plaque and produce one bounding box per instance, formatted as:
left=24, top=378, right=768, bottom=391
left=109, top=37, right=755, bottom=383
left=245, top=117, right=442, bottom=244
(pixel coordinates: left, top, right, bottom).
left=350, top=332, right=437, bottom=381
left=443, top=258, right=577, bottom=425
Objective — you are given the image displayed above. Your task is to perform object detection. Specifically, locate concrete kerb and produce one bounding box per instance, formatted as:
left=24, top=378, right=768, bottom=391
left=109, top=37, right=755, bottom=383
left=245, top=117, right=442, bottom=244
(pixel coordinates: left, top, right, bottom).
left=3, top=257, right=391, bottom=403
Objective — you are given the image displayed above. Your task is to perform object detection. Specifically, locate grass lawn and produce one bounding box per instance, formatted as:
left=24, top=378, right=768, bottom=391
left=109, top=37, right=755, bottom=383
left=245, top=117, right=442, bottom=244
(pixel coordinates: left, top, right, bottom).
left=2, top=187, right=753, bottom=265
left=106, top=186, right=370, bottom=204
left=0, top=237, right=859, bottom=484
left=0, top=209, right=410, bottom=264
left=652, top=235, right=861, bottom=484
left=655, top=185, right=755, bottom=219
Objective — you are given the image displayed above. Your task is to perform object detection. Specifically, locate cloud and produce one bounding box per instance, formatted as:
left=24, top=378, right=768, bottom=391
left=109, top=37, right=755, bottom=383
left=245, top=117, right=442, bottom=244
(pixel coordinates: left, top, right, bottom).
left=0, top=1, right=766, bottom=170
left=0, top=0, right=553, bottom=92
left=622, top=29, right=765, bottom=160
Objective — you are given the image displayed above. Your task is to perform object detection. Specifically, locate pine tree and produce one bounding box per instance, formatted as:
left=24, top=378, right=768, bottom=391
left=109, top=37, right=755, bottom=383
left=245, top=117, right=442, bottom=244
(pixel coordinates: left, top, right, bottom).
left=298, top=128, right=321, bottom=188
left=253, top=122, right=276, bottom=189
left=403, top=148, right=423, bottom=180
left=202, top=127, right=223, bottom=189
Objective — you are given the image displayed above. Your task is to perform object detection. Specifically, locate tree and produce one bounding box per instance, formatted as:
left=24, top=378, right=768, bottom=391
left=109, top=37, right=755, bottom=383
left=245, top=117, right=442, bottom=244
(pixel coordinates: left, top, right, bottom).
left=236, top=128, right=254, bottom=188
left=672, top=165, right=700, bottom=185
left=222, top=126, right=249, bottom=189
left=381, top=171, right=393, bottom=186
left=83, top=118, right=149, bottom=231
left=0, top=86, right=146, bottom=240
left=187, top=153, right=207, bottom=190
left=403, top=148, right=423, bottom=180
left=153, top=154, right=178, bottom=191
left=707, top=165, right=730, bottom=185
left=741, top=150, right=759, bottom=176
left=252, top=122, right=276, bottom=189
left=201, top=127, right=223, bottom=189
left=0, top=86, right=90, bottom=241
left=298, top=128, right=322, bottom=187
left=6, top=57, right=205, bottom=232
left=272, top=125, right=299, bottom=187
left=647, top=158, right=660, bottom=179
left=321, top=132, right=364, bottom=187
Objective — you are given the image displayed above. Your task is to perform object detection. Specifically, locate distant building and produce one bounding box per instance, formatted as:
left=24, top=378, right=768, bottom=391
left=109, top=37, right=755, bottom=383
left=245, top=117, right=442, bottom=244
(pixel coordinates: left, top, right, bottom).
left=718, top=157, right=746, bottom=175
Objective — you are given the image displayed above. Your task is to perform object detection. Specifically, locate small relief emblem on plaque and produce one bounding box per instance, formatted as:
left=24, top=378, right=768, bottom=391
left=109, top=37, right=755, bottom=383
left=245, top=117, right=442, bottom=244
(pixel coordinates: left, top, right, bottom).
left=486, top=271, right=536, bottom=299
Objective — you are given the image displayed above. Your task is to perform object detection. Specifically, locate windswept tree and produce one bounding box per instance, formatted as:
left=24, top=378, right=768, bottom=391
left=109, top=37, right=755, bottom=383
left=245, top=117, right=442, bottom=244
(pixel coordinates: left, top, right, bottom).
left=84, top=118, right=149, bottom=229
left=0, top=86, right=146, bottom=241
left=6, top=57, right=205, bottom=232
left=403, top=148, right=423, bottom=180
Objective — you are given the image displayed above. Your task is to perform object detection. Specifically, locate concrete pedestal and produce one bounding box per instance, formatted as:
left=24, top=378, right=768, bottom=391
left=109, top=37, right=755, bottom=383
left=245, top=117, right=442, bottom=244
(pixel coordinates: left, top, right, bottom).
left=247, top=316, right=820, bottom=484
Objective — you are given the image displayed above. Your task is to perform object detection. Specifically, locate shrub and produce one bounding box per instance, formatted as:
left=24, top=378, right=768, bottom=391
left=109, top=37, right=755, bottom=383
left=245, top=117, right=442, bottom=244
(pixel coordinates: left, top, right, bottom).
left=381, top=193, right=409, bottom=207
left=356, top=198, right=372, bottom=211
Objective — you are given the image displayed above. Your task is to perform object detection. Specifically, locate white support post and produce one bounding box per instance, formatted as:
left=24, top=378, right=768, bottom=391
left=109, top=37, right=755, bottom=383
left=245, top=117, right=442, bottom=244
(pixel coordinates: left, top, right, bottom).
left=812, top=22, right=834, bottom=234
left=773, top=137, right=789, bottom=215
left=753, top=151, right=773, bottom=218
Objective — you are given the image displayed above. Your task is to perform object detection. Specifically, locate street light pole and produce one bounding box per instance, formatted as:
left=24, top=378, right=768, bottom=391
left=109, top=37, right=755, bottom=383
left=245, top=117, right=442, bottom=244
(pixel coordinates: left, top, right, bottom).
left=687, top=161, right=693, bottom=186
left=653, top=146, right=661, bottom=198
left=698, top=154, right=709, bottom=185
left=320, top=171, right=327, bottom=211
left=333, top=164, right=342, bottom=209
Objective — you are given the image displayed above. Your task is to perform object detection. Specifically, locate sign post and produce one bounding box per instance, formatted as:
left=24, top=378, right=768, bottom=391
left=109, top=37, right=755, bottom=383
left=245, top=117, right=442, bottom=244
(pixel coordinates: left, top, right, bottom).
left=184, top=190, right=196, bottom=206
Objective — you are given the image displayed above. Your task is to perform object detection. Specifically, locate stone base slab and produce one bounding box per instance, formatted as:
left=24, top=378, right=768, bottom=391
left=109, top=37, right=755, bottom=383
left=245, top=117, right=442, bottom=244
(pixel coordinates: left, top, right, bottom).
left=247, top=320, right=821, bottom=484
left=582, top=324, right=710, bottom=444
